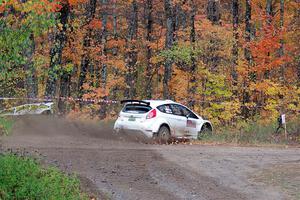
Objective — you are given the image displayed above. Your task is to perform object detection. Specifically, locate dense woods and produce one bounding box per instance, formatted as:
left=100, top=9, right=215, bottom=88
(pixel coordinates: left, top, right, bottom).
left=0, top=0, right=299, bottom=125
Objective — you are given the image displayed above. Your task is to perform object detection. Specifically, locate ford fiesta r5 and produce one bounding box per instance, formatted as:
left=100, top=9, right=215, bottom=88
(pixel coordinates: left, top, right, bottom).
left=113, top=100, right=212, bottom=142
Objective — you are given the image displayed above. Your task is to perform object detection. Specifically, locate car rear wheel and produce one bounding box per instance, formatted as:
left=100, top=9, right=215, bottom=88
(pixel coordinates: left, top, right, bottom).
left=42, top=110, right=51, bottom=115
left=155, top=125, right=170, bottom=144
left=198, top=124, right=212, bottom=139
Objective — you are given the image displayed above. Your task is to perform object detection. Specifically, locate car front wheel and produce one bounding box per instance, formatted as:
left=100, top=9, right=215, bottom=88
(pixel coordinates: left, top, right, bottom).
left=198, top=124, right=212, bottom=139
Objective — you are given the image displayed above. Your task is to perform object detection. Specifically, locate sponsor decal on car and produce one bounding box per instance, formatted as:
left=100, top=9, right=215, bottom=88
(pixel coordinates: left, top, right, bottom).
left=187, top=120, right=196, bottom=128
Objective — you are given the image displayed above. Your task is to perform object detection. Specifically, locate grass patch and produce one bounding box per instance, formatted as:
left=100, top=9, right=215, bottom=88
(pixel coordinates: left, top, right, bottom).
left=0, top=154, right=89, bottom=200
left=0, top=117, right=14, bottom=135
left=199, top=117, right=300, bottom=145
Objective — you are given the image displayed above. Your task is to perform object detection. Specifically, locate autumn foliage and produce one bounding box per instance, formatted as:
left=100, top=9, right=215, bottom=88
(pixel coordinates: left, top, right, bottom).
left=0, top=0, right=299, bottom=126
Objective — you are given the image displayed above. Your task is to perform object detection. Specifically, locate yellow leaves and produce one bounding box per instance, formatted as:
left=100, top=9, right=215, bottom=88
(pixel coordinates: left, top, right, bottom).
left=150, top=56, right=163, bottom=65
left=265, top=84, right=281, bottom=96
left=1, top=0, right=62, bottom=15
left=249, top=80, right=284, bottom=97
left=237, top=59, right=249, bottom=77
left=201, top=100, right=241, bottom=126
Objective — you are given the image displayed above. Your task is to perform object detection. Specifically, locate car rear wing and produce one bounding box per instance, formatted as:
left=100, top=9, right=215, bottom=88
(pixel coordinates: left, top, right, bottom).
left=120, top=100, right=150, bottom=106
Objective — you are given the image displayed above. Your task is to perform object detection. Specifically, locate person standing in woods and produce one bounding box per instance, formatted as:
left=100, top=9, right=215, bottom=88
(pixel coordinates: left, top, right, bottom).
left=275, top=113, right=284, bottom=134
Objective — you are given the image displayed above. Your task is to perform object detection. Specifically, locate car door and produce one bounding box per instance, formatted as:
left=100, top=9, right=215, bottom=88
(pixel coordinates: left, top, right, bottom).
left=169, top=104, right=187, bottom=136
left=180, top=106, right=199, bottom=137
left=157, top=104, right=177, bottom=135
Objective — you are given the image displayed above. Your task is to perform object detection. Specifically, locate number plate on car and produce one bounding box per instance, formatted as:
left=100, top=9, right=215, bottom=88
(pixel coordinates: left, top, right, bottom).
left=128, top=116, right=136, bottom=121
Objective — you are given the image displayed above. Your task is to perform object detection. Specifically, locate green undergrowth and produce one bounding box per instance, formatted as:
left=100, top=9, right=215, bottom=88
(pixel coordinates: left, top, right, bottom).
left=0, top=117, right=14, bottom=135
left=200, top=117, right=300, bottom=145
left=0, top=154, right=89, bottom=200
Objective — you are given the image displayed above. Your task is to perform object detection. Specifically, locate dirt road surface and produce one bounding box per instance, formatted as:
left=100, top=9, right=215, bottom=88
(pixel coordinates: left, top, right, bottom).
left=1, top=116, right=299, bottom=200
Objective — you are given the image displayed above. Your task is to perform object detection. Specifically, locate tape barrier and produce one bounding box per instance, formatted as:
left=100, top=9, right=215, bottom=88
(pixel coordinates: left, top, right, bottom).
left=0, top=97, right=275, bottom=108
left=0, top=97, right=119, bottom=104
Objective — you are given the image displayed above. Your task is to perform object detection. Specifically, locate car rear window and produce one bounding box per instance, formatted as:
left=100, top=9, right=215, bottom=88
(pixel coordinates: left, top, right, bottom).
left=122, top=104, right=152, bottom=114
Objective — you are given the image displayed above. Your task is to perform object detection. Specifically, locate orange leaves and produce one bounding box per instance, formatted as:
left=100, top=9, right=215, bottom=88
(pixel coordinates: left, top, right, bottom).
left=169, top=66, right=189, bottom=99
left=105, top=59, right=126, bottom=71
left=83, top=83, right=109, bottom=99
left=58, top=0, right=87, bottom=6
left=246, top=15, right=291, bottom=76
left=87, top=19, right=113, bottom=31
left=68, top=0, right=87, bottom=6
left=88, top=19, right=102, bottom=30
left=106, top=39, right=126, bottom=49
left=0, top=3, right=6, bottom=13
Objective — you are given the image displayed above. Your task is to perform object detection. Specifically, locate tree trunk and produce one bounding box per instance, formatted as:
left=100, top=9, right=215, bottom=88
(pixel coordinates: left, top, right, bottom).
left=279, top=0, right=285, bottom=81
left=125, top=0, right=138, bottom=99
left=231, top=0, right=239, bottom=87
left=99, top=0, right=109, bottom=119
left=265, top=0, right=275, bottom=79
left=163, top=0, right=174, bottom=99
left=207, top=0, right=221, bottom=24
left=58, top=70, right=71, bottom=113
left=100, top=0, right=108, bottom=89
left=24, top=33, right=38, bottom=100
left=244, top=0, right=252, bottom=64
left=78, top=0, right=97, bottom=97
left=45, top=3, right=70, bottom=98
left=188, top=3, right=196, bottom=108
left=145, top=0, right=153, bottom=99
left=297, top=8, right=300, bottom=83
left=242, top=0, right=252, bottom=119
left=266, top=0, right=274, bottom=24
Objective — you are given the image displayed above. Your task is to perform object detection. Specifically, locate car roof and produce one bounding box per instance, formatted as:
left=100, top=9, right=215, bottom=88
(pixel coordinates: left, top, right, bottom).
left=143, top=100, right=175, bottom=107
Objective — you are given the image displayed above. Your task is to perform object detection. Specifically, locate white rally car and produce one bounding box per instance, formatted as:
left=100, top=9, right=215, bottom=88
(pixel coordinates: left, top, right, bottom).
left=0, top=102, right=54, bottom=116
left=114, top=100, right=212, bottom=141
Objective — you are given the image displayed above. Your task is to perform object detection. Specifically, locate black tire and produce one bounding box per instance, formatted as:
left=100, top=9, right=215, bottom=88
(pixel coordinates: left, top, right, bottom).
left=198, top=123, right=212, bottom=140
left=155, top=125, right=171, bottom=144
left=42, top=110, right=51, bottom=115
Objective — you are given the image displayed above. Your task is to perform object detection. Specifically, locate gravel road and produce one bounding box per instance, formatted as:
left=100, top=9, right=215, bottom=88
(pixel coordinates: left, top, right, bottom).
left=1, top=116, right=299, bottom=200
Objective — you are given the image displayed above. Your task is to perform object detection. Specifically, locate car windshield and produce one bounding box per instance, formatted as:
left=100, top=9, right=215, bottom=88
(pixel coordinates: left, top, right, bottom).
left=122, top=104, right=152, bottom=114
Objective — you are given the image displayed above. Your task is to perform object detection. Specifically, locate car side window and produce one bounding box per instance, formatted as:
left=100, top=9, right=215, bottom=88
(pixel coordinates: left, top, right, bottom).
left=180, top=106, right=189, bottom=116
left=170, top=104, right=184, bottom=116
left=157, top=104, right=173, bottom=114
left=180, top=106, right=198, bottom=119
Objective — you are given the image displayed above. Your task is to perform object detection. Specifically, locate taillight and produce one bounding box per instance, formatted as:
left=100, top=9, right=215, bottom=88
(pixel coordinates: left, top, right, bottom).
left=146, top=109, right=157, bottom=119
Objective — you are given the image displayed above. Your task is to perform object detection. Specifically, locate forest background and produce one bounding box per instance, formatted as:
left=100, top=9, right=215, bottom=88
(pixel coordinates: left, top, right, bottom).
left=0, top=0, right=299, bottom=141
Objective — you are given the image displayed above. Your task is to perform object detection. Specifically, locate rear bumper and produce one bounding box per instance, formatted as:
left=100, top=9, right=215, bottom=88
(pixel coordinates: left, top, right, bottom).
left=114, top=119, right=155, bottom=138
